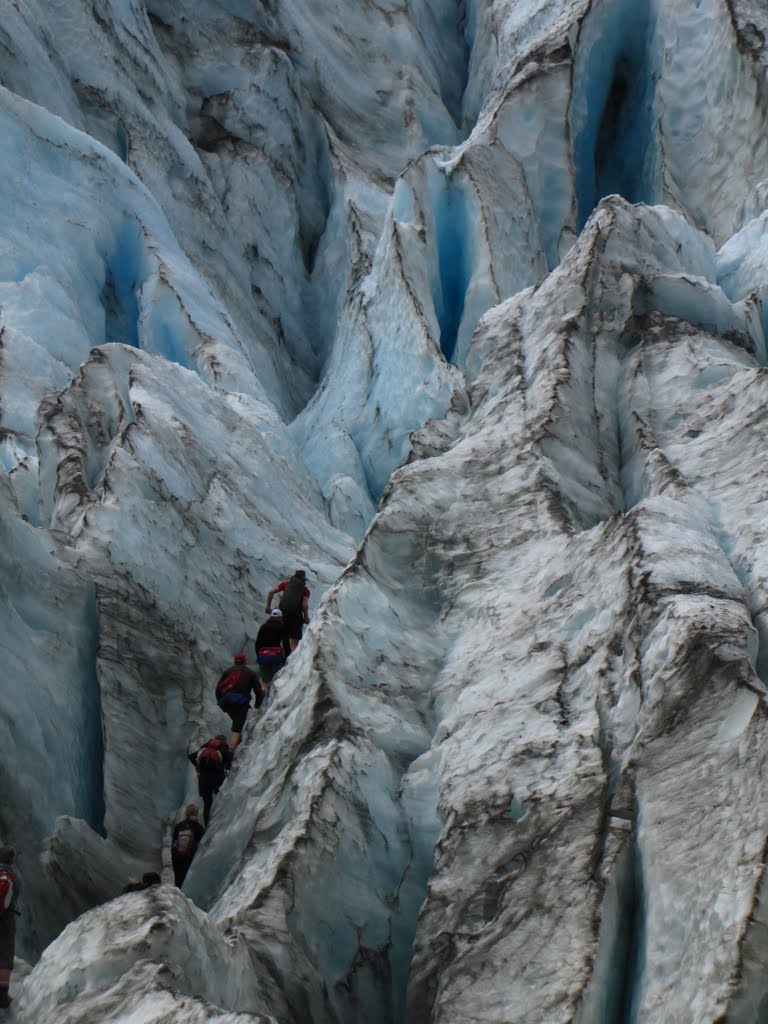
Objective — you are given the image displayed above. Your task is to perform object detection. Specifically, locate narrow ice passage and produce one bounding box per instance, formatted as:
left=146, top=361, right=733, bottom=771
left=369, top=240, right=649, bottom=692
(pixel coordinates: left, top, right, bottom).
left=76, top=591, right=107, bottom=836
left=431, top=177, right=471, bottom=363
left=101, top=219, right=143, bottom=349
left=572, top=0, right=656, bottom=230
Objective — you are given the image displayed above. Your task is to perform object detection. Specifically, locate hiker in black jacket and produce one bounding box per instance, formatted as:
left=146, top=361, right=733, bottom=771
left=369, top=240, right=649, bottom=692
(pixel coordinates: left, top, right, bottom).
left=266, top=569, right=310, bottom=651
left=0, top=846, right=18, bottom=1009
left=215, top=653, right=263, bottom=750
left=189, top=736, right=233, bottom=826
left=255, top=609, right=290, bottom=692
left=171, top=804, right=205, bottom=888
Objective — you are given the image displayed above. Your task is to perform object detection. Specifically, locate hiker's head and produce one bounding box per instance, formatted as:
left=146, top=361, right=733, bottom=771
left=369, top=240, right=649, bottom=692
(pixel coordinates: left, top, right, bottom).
left=294, top=569, right=306, bottom=580
left=185, top=804, right=199, bottom=819
left=142, top=871, right=161, bottom=886
left=215, top=734, right=227, bottom=743
left=234, top=652, right=246, bottom=664
left=270, top=609, right=283, bottom=619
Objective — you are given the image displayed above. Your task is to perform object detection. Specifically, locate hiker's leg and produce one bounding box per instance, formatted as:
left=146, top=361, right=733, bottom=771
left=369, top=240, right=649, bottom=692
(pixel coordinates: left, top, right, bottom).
left=172, top=854, right=188, bottom=888
left=229, top=704, right=248, bottom=751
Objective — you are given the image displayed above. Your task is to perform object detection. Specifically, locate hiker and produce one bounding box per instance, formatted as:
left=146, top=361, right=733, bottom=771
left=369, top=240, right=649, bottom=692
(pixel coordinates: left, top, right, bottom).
left=122, top=871, right=161, bottom=894
left=0, top=846, right=18, bottom=1009
left=189, top=736, right=233, bottom=826
left=255, top=609, right=290, bottom=691
left=215, top=653, right=263, bottom=750
left=171, top=804, right=205, bottom=888
left=266, top=569, right=310, bottom=652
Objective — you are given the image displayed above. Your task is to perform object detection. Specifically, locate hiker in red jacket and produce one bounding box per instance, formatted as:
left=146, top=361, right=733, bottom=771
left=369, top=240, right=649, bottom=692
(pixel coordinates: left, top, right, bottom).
left=265, top=569, right=310, bottom=652
left=215, top=653, right=263, bottom=750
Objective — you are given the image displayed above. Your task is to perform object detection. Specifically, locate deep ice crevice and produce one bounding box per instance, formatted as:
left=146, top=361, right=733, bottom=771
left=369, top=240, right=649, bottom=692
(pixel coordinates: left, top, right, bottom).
left=74, top=587, right=107, bottom=837
left=571, top=0, right=657, bottom=231
left=101, top=218, right=143, bottom=349
left=574, top=815, right=645, bottom=1024
left=431, top=174, right=472, bottom=364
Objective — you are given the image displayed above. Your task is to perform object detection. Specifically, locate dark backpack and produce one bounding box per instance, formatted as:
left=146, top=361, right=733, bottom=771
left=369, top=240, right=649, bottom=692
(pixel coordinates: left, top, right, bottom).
left=279, top=576, right=305, bottom=614
left=172, top=824, right=199, bottom=859
left=216, top=669, right=242, bottom=702
left=197, top=739, right=225, bottom=771
left=0, top=869, right=15, bottom=917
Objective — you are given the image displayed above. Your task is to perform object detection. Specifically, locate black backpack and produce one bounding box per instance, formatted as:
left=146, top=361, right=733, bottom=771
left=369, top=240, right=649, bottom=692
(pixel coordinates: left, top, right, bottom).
left=173, top=824, right=199, bottom=859
left=279, top=575, right=305, bottom=614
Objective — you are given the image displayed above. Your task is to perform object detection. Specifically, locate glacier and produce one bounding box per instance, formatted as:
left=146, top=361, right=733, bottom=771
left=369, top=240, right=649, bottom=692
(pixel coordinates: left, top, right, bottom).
left=2, top=0, right=768, bottom=1022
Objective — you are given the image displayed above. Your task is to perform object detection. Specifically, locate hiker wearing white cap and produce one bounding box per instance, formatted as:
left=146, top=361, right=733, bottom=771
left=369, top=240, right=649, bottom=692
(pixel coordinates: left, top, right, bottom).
left=255, top=608, right=291, bottom=690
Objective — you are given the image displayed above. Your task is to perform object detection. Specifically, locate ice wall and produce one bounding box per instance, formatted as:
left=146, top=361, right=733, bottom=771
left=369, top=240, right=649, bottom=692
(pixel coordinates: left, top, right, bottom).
left=3, top=1, right=768, bottom=1023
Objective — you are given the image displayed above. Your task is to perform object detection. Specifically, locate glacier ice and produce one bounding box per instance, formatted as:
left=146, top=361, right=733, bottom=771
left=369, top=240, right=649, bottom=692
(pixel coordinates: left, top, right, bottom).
left=3, top=0, right=768, bottom=1022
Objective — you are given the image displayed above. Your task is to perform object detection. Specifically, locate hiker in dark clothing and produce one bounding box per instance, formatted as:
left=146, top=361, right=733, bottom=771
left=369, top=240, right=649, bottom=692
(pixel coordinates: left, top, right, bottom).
left=122, top=871, right=161, bottom=894
left=189, top=736, right=233, bottom=826
left=171, top=804, right=205, bottom=888
left=0, top=846, right=18, bottom=1009
left=215, top=653, right=263, bottom=750
left=266, top=569, right=310, bottom=652
left=255, top=608, right=290, bottom=692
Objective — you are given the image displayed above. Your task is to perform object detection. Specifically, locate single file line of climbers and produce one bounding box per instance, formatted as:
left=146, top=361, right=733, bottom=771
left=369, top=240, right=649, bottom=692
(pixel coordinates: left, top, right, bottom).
left=173, top=569, right=311, bottom=883
left=131, top=570, right=311, bottom=891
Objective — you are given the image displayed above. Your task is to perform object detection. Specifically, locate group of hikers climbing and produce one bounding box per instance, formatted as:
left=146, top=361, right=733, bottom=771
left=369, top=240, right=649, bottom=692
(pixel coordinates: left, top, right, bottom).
left=0, top=571, right=311, bottom=1010
left=169, top=570, right=311, bottom=891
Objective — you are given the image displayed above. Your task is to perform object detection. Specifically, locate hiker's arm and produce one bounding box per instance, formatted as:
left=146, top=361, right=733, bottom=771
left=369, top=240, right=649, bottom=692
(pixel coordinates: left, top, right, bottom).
left=302, top=595, right=310, bottom=624
left=265, top=585, right=280, bottom=611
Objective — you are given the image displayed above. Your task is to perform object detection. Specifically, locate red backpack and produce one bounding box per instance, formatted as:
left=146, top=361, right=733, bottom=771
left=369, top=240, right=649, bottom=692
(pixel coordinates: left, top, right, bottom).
left=197, top=739, right=225, bottom=770
left=215, top=669, right=242, bottom=702
left=0, top=869, right=15, bottom=917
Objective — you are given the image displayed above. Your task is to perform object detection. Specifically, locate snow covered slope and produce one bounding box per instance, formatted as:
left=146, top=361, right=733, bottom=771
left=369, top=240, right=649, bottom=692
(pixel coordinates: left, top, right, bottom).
left=2, top=1, right=768, bottom=1022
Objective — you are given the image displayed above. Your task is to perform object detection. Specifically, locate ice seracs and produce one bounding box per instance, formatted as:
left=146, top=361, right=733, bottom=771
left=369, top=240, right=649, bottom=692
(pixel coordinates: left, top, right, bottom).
left=3, top=0, right=768, bottom=1022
